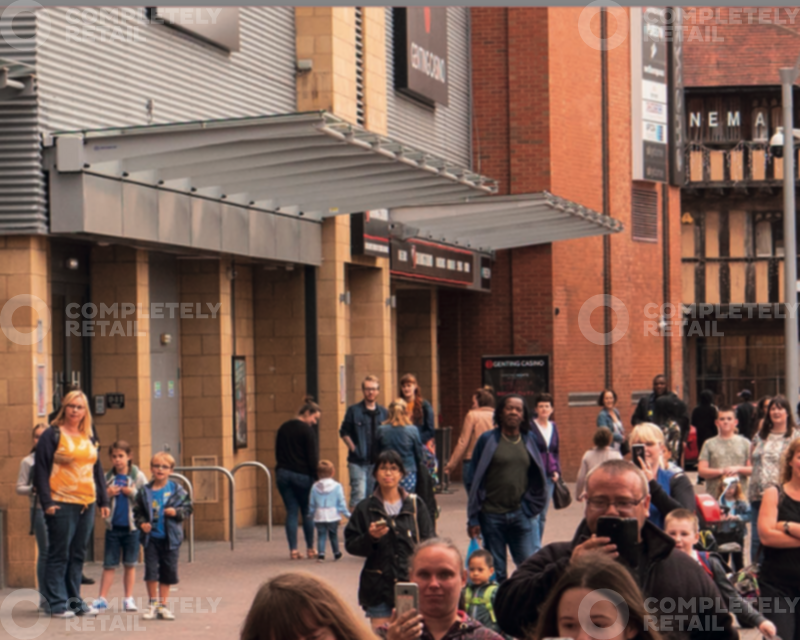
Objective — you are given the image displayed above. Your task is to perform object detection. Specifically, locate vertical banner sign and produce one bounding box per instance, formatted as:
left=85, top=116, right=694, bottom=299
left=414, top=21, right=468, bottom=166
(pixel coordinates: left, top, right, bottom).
left=667, top=7, right=684, bottom=186
left=631, top=7, right=668, bottom=182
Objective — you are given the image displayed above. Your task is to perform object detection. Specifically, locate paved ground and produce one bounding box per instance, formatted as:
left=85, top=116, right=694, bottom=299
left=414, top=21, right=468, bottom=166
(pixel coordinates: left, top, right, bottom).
left=0, top=479, right=760, bottom=639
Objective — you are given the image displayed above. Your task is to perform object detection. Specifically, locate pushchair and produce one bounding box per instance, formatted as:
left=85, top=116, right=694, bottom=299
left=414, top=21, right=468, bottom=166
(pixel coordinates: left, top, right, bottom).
left=695, top=493, right=747, bottom=556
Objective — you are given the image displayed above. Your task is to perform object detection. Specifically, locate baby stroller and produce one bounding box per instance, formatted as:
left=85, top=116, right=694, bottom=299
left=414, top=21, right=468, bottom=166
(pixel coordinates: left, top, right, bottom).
left=695, top=492, right=747, bottom=556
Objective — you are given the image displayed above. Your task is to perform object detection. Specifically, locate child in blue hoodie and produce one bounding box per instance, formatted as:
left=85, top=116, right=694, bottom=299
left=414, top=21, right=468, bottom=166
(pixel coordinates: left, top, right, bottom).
left=308, top=460, right=350, bottom=562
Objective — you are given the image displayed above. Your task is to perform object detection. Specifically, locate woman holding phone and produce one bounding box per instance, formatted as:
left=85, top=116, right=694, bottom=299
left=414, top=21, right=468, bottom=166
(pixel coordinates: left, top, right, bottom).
left=345, top=450, right=434, bottom=630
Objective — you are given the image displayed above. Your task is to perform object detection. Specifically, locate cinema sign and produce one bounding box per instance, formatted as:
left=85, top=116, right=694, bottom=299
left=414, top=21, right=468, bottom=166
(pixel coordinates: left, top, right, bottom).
left=393, top=7, right=449, bottom=107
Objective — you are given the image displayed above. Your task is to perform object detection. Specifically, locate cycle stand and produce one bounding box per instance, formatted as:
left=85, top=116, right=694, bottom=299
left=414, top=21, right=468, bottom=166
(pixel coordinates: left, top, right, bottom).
left=169, top=472, right=195, bottom=563
left=231, top=461, right=273, bottom=541
left=174, top=465, right=237, bottom=550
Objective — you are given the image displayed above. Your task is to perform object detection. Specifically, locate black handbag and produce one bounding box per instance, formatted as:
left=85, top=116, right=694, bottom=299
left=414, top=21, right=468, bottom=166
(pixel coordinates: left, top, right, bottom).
left=552, top=477, right=572, bottom=510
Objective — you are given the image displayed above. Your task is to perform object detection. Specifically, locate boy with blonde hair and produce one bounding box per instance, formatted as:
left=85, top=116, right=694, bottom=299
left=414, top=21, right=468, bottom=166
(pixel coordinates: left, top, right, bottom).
left=308, top=460, right=350, bottom=562
left=665, top=509, right=775, bottom=637
left=134, top=452, right=193, bottom=621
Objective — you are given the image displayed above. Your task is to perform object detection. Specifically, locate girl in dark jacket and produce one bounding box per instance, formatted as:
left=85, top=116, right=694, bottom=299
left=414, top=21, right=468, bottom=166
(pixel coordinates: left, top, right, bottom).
left=344, top=450, right=434, bottom=630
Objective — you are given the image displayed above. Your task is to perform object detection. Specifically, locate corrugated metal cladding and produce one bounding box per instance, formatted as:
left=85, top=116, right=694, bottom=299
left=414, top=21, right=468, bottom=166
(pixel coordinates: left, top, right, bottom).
left=0, top=13, right=46, bottom=233
left=385, top=7, right=471, bottom=168
left=36, top=7, right=296, bottom=132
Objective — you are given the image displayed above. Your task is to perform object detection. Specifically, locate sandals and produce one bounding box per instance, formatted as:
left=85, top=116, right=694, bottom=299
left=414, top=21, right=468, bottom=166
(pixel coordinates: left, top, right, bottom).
left=290, top=550, right=302, bottom=560
left=307, top=549, right=317, bottom=560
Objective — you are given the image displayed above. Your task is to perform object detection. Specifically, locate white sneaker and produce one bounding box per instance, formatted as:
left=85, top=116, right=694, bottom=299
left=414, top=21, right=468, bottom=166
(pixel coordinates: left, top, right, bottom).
left=142, top=605, right=158, bottom=621
left=157, top=605, right=175, bottom=621
left=79, top=604, right=100, bottom=616
left=123, top=597, right=138, bottom=612
left=92, top=597, right=108, bottom=611
left=52, top=610, right=76, bottom=619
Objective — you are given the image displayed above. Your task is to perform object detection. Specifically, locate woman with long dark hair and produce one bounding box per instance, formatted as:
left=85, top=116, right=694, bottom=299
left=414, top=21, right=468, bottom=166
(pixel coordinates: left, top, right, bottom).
left=275, top=396, right=321, bottom=560
left=749, top=395, right=800, bottom=564
left=33, top=390, right=110, bottom=617
left=596, top=388, right=625, bottom=452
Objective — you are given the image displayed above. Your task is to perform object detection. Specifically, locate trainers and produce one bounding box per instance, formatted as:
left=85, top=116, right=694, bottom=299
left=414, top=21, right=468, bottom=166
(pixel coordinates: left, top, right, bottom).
left=334, top=552, right=343, bottom=561
left=52, top=610, right=76, bottom=619
left=93, top=597, right=108, bottom=611
left=157, top=605, right=175, bottom=621
left=77, top=603, right=99, bottom=616
left=123, top=597, right=138, bottom=612
left=316, top=555, right=325, bottom=563
left=142, top=605, right=159, bottom=621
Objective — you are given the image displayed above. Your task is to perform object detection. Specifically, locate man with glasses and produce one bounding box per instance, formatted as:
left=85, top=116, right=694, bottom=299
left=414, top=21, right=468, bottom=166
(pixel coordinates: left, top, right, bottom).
left=339, top=375, right=388, bottom=507
left=494, top=459, right=737, bottom=640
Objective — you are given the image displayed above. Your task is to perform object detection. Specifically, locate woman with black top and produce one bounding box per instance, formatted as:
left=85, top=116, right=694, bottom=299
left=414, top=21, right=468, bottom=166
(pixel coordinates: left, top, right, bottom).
left=275, top=397, right=320, bottom=560
left=692, top=390, right=718, bottom=458
left=758, top=436, right=800, bottom=640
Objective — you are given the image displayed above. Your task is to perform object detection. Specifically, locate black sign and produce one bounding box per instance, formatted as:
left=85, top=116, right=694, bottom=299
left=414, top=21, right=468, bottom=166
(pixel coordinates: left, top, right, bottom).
left=667, top=6, right=684, bottom=187
left=351, top=210, right=390, bottom=257
left=391, top=238, right=475, bottom=286
left=393, top=7, right=449, bottom=107
left=106, top=393, right=125, bottom=409
left=481, top=356, right=550, bottom=414
left=152, top=7, right=240, bottom=52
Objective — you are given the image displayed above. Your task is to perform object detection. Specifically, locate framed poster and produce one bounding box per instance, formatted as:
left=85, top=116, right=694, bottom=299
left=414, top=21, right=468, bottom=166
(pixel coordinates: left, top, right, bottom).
left=233, top=356, right=248, bottom=450
left=481, top=355, right=550, bottom=414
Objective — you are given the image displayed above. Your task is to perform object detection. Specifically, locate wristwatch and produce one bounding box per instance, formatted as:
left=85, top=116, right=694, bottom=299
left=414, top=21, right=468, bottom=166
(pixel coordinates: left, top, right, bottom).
left=784, top=521, right=792, bottom=535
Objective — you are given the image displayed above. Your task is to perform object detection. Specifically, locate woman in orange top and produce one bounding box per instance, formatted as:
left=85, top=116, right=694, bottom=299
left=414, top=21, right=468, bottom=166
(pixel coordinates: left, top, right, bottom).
left=33, top=390, right=109, bottom=618
left=444, top=387, right=496, bottom=494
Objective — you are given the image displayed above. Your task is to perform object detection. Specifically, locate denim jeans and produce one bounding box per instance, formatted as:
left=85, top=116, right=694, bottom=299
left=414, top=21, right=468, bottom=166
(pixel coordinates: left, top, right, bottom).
left=276, top=468, right=315, bottom=552
left=750, top=500, right=762, bottom=565
left=531, top=477, right=555, bottom=549
left=33, top=508, right=48, bottom=607
left=348, top=462, right=374, bottom=507
left=43, top=502, right=96, bottom=614
left=315, top=522, right=340, bottom=557
left=478, top=508, right=536, bottom=583
left=462, top=460, right=475, bottom=496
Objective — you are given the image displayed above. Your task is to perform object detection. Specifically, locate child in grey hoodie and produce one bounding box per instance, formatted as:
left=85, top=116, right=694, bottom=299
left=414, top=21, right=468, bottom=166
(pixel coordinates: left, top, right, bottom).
left=308, top=460, right=351, bottom=561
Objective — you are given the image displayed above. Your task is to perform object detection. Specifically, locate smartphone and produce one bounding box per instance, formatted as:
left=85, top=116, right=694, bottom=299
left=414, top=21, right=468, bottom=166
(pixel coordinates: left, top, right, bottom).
left=631, top=444, right=646, bottom=469
left=374, top=518, right=387, bottom=527
left=597, top=516, right=639, bottom=568
left=395, top=583, right=419, bottom=616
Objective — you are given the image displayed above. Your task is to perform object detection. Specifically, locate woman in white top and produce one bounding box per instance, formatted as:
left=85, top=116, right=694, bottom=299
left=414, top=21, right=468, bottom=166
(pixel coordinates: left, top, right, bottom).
left=576, top=427, right=622, bottom=499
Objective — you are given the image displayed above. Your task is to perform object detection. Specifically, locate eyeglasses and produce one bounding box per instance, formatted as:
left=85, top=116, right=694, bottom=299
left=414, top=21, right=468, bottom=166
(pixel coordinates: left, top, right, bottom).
left=363, top=387, right=379, bottom=392
left=586, top=496, right=646, bottom=513
left=151, top=464, right=171, bottom=470
left=65, top=404, right=86, bottom=411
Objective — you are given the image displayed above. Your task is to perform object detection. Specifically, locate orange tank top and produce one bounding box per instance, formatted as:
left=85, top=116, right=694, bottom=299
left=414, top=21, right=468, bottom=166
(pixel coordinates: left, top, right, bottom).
left=49, top=432, right=98, bottom=506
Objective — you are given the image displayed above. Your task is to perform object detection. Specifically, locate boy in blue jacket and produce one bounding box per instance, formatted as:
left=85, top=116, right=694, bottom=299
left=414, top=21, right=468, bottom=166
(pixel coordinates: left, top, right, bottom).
left=308, top=460, right=350, bottom=562
left=133, top=452, right=192, bottom=621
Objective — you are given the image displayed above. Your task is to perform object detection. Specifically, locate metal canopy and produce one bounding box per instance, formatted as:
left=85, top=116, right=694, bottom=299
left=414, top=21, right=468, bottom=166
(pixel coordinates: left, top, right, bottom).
left=390, top=192, right=624, bottom=251
left=50, top=111, right=496, bottom=219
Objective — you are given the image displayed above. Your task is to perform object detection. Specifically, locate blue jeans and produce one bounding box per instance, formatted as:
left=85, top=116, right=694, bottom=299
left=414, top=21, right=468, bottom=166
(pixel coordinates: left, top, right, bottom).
left=348, top=462, right=374, bottom=507
left=315, top=522, right=341, bottom=557
left=750, top=500, right=762, bottom=565
left=43, top=502, right=96, bottom=614
left=103, top=526, right=140, bottom=568
left=479, top=509, right=537, bottom=583
left=276, top=468, right=315, bottom=552
left=531, top=477, right=555, bottom=549
left=33, top=508, right=48, bottom=607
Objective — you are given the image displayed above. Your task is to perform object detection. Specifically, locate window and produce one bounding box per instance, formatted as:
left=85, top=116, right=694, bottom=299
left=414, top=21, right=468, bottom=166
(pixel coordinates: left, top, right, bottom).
left=753, top=212, right=783, bottom=257
left=631, top=187, right=658, bottom=242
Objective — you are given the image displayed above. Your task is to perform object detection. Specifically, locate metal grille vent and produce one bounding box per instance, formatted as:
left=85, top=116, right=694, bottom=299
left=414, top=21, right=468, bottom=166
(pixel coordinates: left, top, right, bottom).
left=355, top=7, right=365, bottom=127
left=632, top=187, right=658, bottom=242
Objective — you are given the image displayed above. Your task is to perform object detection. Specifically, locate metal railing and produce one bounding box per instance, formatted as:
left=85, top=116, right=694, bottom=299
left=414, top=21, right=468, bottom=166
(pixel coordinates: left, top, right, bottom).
left=174, top=466, right=237, bottom=551
left=169, top=472, right=195, bottom=563
left=231, top=461, right=273, bottom=541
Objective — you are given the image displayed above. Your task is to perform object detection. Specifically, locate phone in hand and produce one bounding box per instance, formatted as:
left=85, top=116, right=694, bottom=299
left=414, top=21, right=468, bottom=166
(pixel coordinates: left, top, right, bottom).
left=374, top=518, right=387, bottom=527
left=631, top=444, right=646, bottom=470
left=395, top=582, right=419, bottom=617
left=597, top=516, right=639, bottom=568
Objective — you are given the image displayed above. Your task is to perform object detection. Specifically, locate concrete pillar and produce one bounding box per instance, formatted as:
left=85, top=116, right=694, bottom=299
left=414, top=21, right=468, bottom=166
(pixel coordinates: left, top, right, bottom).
left=0, top=236, right=49, bottom=587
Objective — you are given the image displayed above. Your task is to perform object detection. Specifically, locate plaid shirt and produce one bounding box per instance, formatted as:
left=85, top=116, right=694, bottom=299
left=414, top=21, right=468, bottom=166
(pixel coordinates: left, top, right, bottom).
left=378, top=611, right=503, bottom=640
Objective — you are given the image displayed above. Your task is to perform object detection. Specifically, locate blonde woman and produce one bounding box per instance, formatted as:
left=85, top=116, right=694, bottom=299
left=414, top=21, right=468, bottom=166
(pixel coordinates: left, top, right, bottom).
left=628, top=423, right=695, bottom=528
left=33, top=390, right=110, bottom=618
left=375, top=399, right=423, bottom=493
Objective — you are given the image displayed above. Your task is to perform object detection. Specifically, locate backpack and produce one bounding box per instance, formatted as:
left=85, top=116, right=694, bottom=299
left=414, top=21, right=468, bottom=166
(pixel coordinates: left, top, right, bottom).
left=464, top=584, right=498, bottom=626
left=696, top=551, right=715, bottom=578
left=730, top=564, right=760, bottom=603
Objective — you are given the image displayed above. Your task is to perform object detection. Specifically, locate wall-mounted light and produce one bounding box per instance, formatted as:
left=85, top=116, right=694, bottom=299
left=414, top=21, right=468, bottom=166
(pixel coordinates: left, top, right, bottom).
left=339, top=291, right=351, bottom=305
left=160, top=333, right=172, bottom=346
left=385, top=295, right=396, bottom=308
left=66, top=258, right=79, bottom=270
left=296, top=59, right=313, bottom=74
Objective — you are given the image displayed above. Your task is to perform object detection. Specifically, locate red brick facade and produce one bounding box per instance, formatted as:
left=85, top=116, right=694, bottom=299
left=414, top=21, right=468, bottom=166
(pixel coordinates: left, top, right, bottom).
left=439, top=8, right=684, bottom=480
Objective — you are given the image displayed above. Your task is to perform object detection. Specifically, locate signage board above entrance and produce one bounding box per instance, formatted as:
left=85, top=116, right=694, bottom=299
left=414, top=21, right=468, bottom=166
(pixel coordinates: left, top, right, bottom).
left=393, top=7, right=449, bottom=107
